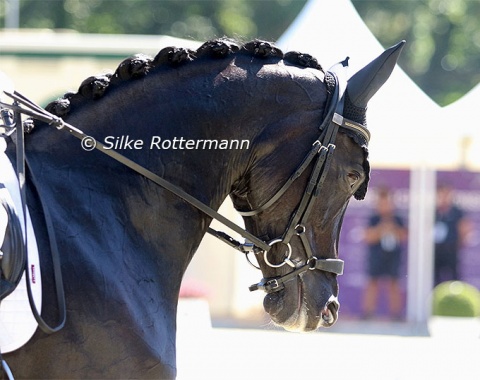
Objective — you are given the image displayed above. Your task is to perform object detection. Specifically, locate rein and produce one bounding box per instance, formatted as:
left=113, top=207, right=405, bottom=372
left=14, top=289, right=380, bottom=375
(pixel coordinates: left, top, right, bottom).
left=0, top=68, right=369, bottom=311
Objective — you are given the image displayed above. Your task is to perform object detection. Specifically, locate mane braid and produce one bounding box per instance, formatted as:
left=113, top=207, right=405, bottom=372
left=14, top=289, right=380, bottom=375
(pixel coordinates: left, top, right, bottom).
left=34, top=38, right=325, bottom=132
left=284, top=51, right=324, bottom=72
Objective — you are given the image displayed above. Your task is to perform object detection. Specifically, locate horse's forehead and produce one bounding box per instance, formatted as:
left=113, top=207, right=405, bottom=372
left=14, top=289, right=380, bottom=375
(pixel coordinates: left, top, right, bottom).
left=336, top=134, right=365, bottom=163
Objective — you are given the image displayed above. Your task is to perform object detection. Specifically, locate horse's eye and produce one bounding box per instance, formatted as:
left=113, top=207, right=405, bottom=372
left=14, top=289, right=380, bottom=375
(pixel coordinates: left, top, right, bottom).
left=347, top=172, right=360, bottom=188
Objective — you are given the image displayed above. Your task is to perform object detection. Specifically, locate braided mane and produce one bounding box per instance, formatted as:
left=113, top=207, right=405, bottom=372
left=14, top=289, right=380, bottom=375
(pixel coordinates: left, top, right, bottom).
left=40, top=37, right=369, bottom=201
left=44, top=38, right=324, bottom=118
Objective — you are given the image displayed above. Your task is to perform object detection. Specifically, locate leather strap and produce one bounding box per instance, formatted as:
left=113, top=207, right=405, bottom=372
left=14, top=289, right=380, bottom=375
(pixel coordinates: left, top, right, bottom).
left=2, top=92, right=271, bottom=253
left=236, top=141, right=322, bottom=217
left=24, top=158, right=67, bottom=334
left=332, top=113, right=370, bottom=142
left=15, top=111, right=66, bottom=334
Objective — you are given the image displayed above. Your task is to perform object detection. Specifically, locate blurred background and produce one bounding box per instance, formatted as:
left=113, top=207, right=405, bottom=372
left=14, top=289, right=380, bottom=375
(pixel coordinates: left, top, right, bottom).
left=1, top=0, right=479, bottom=333
left=2, top=0, right=479, bottom=105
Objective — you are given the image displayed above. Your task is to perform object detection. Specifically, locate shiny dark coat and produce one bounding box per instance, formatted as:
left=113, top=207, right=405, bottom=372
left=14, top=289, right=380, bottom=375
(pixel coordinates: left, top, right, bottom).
left=4, top=38, right=399, bottom=379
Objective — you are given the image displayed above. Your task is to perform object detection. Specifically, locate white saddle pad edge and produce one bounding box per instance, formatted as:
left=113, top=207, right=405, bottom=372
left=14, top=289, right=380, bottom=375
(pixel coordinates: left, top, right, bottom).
left=0, top=147, right=42, bottom=354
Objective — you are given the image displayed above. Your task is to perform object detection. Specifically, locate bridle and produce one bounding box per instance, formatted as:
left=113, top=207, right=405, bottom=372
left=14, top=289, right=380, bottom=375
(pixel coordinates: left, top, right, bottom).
left=236, top=68, right=371, bottom=293
left=0, top=64, right=370, bottom=326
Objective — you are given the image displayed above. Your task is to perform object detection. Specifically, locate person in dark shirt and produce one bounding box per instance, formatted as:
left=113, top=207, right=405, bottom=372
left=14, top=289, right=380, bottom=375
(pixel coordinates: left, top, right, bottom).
left=434, top=184, right=471, bottom=285
left=362, top=188, right=407, bottom=320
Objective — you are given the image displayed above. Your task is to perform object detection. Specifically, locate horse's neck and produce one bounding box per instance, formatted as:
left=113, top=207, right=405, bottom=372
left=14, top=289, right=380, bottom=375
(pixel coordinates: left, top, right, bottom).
left=17, top=65, right=260, bottom=283
left=20, top=56, right=322, bottom=272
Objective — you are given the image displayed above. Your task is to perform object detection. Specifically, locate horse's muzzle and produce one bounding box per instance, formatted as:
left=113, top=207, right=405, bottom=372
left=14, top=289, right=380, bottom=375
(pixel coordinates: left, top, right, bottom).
left=263, top=283, right=340, bottom=332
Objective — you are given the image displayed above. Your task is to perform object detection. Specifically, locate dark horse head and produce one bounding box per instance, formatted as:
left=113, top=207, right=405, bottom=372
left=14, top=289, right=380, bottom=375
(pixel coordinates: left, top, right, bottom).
left=3, top=38, right=402, bottom=378
left=230, top=42, right=404, bottom=332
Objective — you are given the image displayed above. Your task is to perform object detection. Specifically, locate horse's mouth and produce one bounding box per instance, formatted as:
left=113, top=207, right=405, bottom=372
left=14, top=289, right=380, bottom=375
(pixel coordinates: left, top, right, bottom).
left=263, top=276, right=339, bottom=332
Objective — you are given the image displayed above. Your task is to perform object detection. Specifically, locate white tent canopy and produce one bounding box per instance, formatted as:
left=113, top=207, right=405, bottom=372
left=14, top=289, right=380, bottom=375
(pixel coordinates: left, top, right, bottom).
left=440, top=84, right=480, bottom=168
left=277, top=0, right=479, bottom=169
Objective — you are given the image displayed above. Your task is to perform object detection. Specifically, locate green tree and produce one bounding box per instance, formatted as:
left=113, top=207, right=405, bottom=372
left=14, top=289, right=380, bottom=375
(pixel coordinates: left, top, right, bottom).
left=0, top=0, right=305, bottom=40
left=1, top=0, right=479, bottom=105
left=351, top=0, right=480, bottom=105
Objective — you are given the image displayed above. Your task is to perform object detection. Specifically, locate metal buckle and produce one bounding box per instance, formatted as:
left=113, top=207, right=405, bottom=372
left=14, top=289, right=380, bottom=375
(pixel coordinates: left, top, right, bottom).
left=249, top=277, right=282, bottom=292
left=312, top=140, right=322, bottom=153
left=265, top=278, right=285, bottom=293
left=241, top=240, right=254, bottom=252
left=266, top=278, right=279, bottom=289
left=0, top=108, right=16, bottom=137
left=332, top=113, right=344, bottom=127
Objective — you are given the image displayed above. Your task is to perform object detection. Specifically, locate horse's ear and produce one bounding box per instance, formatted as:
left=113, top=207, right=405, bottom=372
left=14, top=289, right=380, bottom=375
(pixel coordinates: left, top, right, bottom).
left=346, top=40, right=405, bottom=109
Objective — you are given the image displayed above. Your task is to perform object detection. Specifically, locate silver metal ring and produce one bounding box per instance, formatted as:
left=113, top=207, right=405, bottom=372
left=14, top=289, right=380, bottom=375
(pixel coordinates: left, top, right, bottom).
left=295, top=224, right=306, bottom=235
left=264, top=239, right=292, bottom=268
left=307, top=256, right=318, bottom=270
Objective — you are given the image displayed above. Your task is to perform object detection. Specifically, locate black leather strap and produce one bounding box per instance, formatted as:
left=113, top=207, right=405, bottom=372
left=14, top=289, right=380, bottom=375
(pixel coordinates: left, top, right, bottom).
left=236, top=141, right=322, bottom=217
left=332, top=113, right=370, bottom=143
left=24, top=158, right=67, bottom=334
left=281, top=144, right=330, bottom=244
left=2, top=91, right=271, bottom=253
left=16, top=114, right=66, bottom=334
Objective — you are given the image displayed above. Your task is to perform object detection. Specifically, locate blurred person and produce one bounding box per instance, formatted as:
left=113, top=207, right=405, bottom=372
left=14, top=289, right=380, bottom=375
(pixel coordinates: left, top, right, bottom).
left=434, top=183, right=471, bottom=286
left=362, top=188, right=407, bottom=320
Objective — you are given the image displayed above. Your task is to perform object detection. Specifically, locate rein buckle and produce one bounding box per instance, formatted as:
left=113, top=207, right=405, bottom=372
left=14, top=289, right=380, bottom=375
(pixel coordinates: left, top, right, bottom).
left=0, top=109, right=16, bottom=137
left=249, top=278, right=283, bottom=293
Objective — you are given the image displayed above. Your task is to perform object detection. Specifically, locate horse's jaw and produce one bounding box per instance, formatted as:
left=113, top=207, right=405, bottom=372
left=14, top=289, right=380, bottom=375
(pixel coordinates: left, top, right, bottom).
left=263, top=275, right=340, bottom=332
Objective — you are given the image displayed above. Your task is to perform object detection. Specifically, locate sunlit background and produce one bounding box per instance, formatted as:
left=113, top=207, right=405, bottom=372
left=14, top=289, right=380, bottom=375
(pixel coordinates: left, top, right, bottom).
left=1, top=1, right=479, bottom=378
left=2, top=0, right=479, bottom=105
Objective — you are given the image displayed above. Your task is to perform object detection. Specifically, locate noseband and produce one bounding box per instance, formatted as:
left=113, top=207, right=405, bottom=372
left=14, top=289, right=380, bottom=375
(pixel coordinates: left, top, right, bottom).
left=0, top=68, right=369, bottom=301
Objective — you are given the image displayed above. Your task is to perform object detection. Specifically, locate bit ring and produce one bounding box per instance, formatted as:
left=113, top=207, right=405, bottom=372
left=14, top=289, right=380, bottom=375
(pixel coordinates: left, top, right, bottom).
left=264, top=239, right=292, bottom=268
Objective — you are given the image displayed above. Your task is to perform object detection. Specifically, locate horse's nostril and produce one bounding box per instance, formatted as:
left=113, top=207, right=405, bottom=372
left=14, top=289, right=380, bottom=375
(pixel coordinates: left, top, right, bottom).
left=321, top=296, right=339, bottom=326
left=321, top=308, right=332, bottom=323
left=329, top=299, right=339, bottom=313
